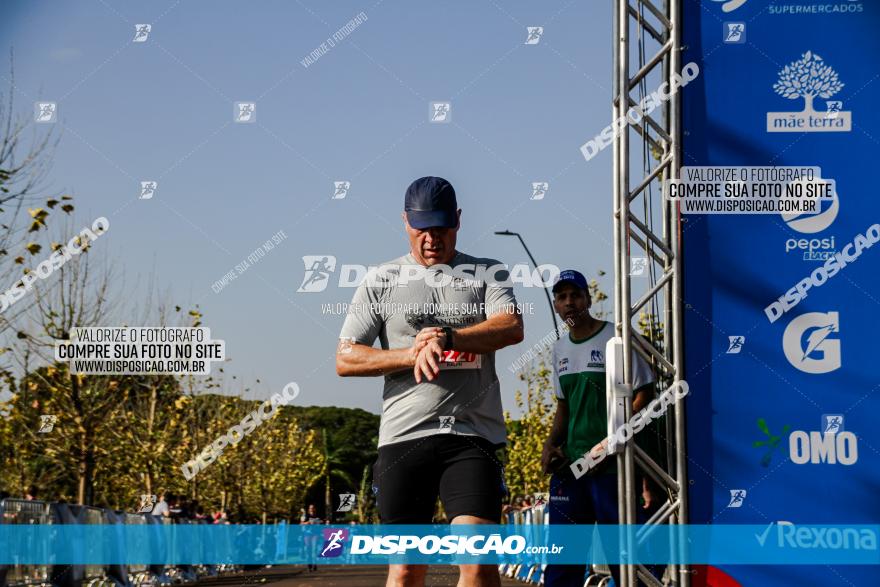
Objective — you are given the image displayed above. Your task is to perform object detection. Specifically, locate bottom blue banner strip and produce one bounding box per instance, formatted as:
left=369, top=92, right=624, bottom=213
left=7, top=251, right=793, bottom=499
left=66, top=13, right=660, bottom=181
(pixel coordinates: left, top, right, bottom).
left=1, top=524, right=878, bottom=565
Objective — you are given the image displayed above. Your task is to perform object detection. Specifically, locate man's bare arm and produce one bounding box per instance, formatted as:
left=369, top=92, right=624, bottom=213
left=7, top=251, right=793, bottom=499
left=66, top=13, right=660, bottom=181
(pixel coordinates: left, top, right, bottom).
left=448, top=309, right=524, bottom=353
left=336, top=343, right=416, bottom=377
left=633, top=383, right=654, bottom=412
left=546, top=397, right=568, bottom=447
left=541, top=398, right=569, bottom=473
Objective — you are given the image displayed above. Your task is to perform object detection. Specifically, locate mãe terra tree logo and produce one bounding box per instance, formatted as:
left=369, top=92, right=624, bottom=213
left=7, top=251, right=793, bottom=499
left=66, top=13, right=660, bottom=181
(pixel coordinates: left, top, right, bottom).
left=767, top=51, right=851, bottom=132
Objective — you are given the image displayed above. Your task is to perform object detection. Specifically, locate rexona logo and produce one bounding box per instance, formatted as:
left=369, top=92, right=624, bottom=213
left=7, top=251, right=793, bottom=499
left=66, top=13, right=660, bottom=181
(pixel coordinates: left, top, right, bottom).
left=767, top=51, right=851, bottom=132
left=757, top=522, right=876, bottom=550
left=349, top=534, right=527, bottom=555
left=782, top=311, right=840, bottom=374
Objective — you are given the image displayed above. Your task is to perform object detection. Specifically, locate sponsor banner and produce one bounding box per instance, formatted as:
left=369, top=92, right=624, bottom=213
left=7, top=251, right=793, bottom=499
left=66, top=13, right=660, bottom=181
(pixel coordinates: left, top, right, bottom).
left=682, top=1, right=879, bottom=585
left=0, top=524, right=877, bottom=565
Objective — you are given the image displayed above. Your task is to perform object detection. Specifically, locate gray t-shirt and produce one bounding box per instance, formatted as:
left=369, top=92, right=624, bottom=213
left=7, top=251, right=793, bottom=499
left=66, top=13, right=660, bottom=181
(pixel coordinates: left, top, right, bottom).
left=339, top=251, right=518, bottom=447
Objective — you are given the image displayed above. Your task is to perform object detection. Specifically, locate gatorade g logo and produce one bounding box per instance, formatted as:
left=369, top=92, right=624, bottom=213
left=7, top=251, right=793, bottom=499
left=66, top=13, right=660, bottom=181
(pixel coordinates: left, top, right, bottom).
left=783, top=311, right=840, bottom=374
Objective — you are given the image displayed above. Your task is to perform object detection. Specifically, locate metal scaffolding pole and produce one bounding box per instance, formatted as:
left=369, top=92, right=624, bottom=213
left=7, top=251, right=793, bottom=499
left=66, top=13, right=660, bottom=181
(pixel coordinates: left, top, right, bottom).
left=612, top=0, right=689, bottom=585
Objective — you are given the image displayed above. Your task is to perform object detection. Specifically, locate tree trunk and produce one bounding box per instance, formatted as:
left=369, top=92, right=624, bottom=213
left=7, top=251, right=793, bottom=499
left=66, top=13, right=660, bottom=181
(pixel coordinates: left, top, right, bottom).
left=322, top=429, right=332, bottom=521
left=77, top=431, right=95, bottom=505
left=325, top=471, right=331, bottom=522
left=71, top=374, right=94, bottom=505
left=145, top=383, right=157, bottom=497
left=144, top=466, right=153, bottom=497
left=804, top=94, right=815, bottom=113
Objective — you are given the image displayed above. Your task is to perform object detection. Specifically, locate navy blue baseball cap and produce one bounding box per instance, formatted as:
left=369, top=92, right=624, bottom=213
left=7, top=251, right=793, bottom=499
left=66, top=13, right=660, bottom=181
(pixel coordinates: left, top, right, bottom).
left=552, top=269, right=588, bottom=293
left=404, top=176, right=458, bottom=229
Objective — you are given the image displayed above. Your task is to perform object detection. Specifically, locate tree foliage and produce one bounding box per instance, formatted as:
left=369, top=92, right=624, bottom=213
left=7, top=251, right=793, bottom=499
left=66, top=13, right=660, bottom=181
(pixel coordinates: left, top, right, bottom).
left=773, top=51, right=843, bottom=109
left=503, top=351, right=555, bottom=500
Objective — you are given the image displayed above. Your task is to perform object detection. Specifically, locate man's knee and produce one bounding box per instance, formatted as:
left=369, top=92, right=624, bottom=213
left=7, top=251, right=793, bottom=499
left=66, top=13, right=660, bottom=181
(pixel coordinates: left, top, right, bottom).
left=387, top=564, right=428, bottom=587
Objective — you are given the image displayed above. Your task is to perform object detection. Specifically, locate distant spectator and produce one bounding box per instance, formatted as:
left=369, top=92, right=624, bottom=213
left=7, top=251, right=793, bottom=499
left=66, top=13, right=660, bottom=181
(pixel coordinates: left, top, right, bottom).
left=24, top=485, right=38, bottom=501
left=152, top=490, right=170, bottom=518
left=167, top=493, right=183, bottom=519
left=302, top=504, right=321, bottom=572
left=179, top=498, right=194, bottom=519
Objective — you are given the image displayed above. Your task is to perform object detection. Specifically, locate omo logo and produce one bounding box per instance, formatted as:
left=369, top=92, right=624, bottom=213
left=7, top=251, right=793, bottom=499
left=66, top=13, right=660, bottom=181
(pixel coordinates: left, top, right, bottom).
left=790, top=414, right=858, bottom=465
left=790, top=429, right=858, bottom=465
left=754, top=418, right=790, bottom=467
left=783, top=311, right=840, bottom=374
left=710, top=0, right=748, bottom=12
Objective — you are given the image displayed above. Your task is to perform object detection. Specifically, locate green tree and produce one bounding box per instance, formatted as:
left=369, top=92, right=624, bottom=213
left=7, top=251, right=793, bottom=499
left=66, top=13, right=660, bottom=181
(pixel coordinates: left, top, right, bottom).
left=320, top=429, right=356, bottom=521
left=503, top=351, right=555, bottom=500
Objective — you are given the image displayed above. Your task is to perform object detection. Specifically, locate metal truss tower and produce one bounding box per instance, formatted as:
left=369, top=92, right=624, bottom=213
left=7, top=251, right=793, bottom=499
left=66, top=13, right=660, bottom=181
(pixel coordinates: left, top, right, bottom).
left=612, top=0, right=689, bottom=585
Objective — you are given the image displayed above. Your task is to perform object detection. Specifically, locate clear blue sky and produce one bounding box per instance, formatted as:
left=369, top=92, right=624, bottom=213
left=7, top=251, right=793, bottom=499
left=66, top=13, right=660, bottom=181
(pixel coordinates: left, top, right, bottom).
left=1, top=0, right=616, bottom=415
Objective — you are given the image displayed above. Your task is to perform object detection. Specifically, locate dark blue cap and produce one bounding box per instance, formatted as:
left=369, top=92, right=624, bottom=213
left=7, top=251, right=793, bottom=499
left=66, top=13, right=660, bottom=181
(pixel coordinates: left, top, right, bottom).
left=404, top=176, right=458, bottom=229
left=552, top=269, right=588, bottom=293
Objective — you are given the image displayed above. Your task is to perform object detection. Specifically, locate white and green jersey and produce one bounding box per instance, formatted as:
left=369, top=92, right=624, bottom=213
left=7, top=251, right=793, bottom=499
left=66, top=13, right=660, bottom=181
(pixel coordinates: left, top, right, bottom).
left=552, top=321, right=654, bottom=463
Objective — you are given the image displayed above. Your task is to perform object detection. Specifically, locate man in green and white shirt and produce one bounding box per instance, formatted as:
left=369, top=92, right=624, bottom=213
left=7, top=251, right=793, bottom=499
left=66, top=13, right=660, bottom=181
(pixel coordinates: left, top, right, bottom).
left=540, top=269, right=656, bottom=587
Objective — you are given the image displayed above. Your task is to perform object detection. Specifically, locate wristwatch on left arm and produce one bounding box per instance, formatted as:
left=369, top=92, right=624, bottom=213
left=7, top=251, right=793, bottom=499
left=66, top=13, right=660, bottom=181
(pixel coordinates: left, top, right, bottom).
left=441, top=326, right=455, bottom=351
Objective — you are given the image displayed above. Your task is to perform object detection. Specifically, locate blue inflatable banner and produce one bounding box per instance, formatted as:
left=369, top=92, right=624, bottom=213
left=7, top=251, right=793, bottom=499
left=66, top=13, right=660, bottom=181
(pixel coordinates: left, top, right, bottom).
left=681, top=1, right=880, bottom=585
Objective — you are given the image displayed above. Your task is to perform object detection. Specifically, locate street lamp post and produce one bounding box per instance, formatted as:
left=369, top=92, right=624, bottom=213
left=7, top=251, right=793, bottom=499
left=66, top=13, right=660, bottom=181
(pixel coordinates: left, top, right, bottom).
left=494, top=230, right=559, bottom=336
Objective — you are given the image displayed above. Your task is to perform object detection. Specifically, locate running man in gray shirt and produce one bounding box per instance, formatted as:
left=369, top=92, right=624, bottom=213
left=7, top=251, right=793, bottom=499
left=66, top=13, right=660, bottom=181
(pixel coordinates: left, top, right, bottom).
left=336, top=176, right=523, bottom=587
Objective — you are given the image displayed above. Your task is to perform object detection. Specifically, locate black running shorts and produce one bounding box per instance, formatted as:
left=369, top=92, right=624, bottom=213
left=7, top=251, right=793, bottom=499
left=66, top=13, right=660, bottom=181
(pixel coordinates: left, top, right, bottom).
left=372, top=434, right=507, bottom=524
